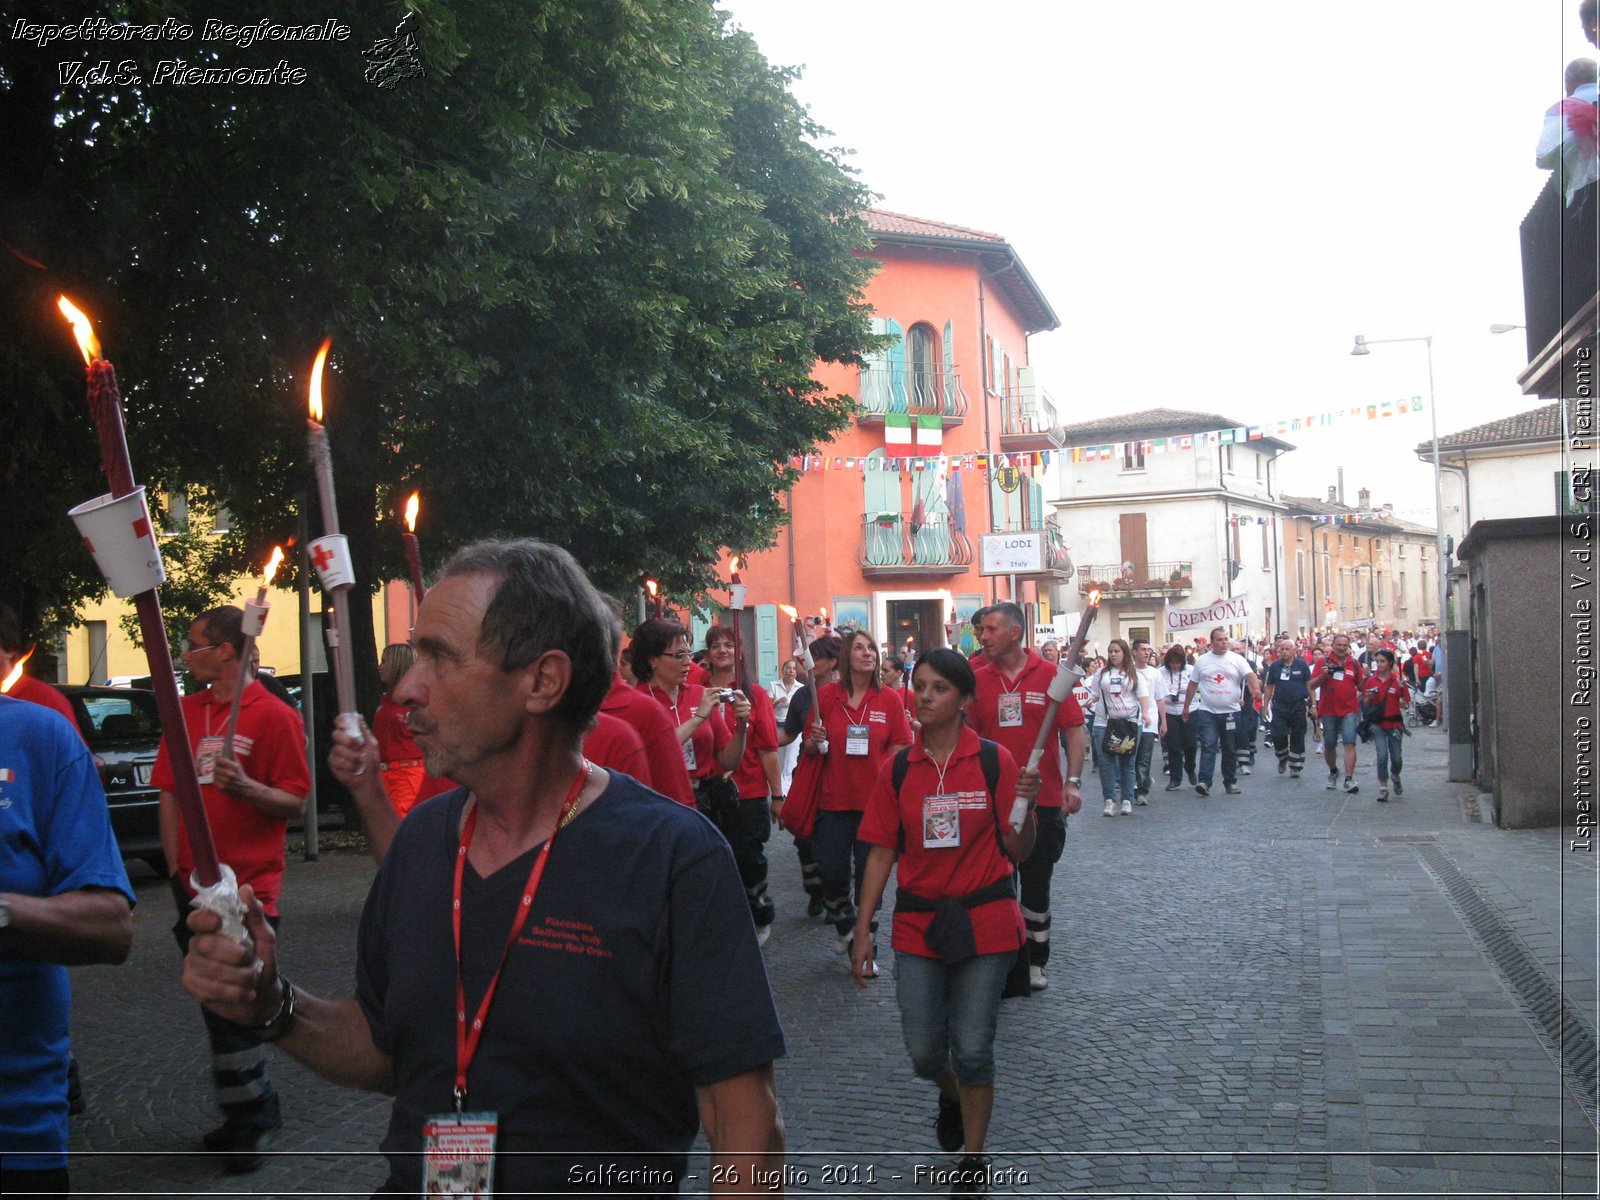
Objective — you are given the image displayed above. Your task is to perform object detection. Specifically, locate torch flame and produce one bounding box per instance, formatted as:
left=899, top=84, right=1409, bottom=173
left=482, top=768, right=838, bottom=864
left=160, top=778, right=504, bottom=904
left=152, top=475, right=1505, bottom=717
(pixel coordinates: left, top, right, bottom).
left=777, top=604, right=798, bottom=619
left=308, top=337, right=333, bottom=423
left=819, top=606, right=828, bottom=620
left=1, top=646, right=35, bottom=694
left=645, top=579, right=659, bottom=598
left=1088, top=588, right=1103, bottom=606
left=404, top=491, right=420, bottom=533
left=262, top=546, right=285, bottom=585
left=56, top=296, right=101, bottom=364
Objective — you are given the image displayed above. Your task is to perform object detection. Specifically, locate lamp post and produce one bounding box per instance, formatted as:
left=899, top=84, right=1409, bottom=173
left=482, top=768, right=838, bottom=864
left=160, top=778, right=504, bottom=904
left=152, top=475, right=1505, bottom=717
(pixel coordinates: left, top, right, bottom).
left=1351, top=334, right=1449, bottom=635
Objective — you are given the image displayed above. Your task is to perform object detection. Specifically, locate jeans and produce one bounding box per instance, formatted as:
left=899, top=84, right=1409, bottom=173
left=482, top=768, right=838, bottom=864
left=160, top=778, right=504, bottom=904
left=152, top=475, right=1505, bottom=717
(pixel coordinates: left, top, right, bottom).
left=172, top=882, right=282, bottom=1130
left=813, top=809, right=869, bottom=935
left=1134, top=730, right=1158, bottom=794
left=1095, top=724, right=1138, bottom=803
left=1018, top=808, right=1066, bottom=969
left=1191, top=710, right=1237, bottom=788
left=1371, top=725, right=1404, bottom=782
left=895, top=950, right=1013, bottom=1086
left=1161, top=712, right=1196, bottom=783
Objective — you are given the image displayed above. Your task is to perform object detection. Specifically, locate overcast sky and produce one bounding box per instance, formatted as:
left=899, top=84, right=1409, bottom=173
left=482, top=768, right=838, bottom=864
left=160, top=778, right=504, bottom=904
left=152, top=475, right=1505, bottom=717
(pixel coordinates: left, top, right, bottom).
left=719, top=0, right=1582, bottom=521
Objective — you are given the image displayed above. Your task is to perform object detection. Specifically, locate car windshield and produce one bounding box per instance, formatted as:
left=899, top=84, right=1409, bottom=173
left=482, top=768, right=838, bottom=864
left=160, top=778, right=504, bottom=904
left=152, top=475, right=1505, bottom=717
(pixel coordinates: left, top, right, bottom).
left=81, top=691, right=162, bottom=742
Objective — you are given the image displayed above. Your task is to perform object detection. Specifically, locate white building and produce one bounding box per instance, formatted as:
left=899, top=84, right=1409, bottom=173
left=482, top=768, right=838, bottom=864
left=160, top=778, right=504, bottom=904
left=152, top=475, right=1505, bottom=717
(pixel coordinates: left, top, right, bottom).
left=1050, top=408, right=1294, bottom=647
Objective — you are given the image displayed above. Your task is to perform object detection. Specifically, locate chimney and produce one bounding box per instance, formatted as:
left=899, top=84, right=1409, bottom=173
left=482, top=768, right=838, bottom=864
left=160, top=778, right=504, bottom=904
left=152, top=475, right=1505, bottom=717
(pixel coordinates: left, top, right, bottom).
left=1327, top=485, right=1338, bottom=503
left=1358, top=487, right=1371, bottom=510
left=1337, top=467, right=1345, bottom=506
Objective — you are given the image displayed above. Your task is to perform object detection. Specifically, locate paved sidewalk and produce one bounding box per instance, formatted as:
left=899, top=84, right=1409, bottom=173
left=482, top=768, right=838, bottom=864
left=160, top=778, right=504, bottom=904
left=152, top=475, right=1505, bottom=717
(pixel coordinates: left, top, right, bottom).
left=59, top=725, right=1599, bottom=1196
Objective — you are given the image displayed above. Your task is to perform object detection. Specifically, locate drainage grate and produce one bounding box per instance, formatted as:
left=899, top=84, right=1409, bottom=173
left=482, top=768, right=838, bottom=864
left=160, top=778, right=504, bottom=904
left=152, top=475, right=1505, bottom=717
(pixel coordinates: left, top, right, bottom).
left=1414, top=843, right=1599, bottom=1128
left=1375, top=834, right=1439, bottom=844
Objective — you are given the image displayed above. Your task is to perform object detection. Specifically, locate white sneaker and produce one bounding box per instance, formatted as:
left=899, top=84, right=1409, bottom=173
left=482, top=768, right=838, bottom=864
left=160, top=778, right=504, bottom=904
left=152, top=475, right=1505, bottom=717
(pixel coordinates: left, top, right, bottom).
left=1120, top=800, right=1133, bottom=815
left=1103, top=799, right=1116, bottom=817
left=1343, top=777, right=1360, bottom=794
left=1029, top=966, right=1048, bottom=991
left=834, top=931, right=851, bottom=954
left=1326, top=771, right=1338, bottom=790
left=757, top=924, right=771, bottom=947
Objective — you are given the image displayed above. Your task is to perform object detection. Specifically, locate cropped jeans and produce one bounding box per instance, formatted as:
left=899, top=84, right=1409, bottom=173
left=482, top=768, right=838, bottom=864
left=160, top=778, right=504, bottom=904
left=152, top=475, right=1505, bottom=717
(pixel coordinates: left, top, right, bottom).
left=895, top=949, right=1013, bottom=1086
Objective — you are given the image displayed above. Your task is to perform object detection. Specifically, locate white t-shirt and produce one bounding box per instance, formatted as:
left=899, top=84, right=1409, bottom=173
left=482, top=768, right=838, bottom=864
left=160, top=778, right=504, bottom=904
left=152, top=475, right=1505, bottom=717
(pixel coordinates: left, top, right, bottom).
left=1190, top=650, right=1252, bottom=715
left=1137, top=665, right=1163, bottom=732
left=1157, top=664, right=1193, bottom=715
left=1089, top=668, right=1142, bottom=722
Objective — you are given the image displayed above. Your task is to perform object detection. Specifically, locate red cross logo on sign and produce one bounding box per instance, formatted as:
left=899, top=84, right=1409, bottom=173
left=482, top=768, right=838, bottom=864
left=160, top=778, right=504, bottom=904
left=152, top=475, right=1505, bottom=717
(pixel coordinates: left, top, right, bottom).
left=311, top=543, right=337, bottom=573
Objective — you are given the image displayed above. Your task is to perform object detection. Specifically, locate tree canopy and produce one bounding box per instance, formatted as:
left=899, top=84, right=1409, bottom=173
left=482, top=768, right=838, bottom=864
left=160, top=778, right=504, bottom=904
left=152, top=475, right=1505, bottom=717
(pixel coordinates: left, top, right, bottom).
left=0, top=0, right=877, bottom=698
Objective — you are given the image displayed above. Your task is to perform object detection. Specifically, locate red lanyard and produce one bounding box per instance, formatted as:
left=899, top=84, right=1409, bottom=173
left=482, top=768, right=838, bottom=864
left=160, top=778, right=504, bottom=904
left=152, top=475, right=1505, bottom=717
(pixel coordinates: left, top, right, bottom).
left=451, top=763, right=589, bottom=1113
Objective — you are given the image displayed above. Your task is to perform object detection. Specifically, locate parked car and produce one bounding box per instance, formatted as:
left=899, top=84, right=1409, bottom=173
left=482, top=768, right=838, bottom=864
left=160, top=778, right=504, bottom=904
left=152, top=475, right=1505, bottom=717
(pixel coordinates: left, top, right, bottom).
left=59, top=684, right=166, bottom=874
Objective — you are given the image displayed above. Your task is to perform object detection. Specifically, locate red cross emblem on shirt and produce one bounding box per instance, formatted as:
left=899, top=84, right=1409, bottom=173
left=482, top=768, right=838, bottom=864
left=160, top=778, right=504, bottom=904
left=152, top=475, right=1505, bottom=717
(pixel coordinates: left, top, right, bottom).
left=1212, top=673, right=1226, bottom=683
left=311, top=543, right=337, bottom=573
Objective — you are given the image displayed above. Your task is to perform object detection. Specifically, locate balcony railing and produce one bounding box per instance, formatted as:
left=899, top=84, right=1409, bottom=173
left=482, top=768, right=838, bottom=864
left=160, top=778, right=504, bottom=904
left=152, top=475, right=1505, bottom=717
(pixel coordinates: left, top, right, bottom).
left=1518, top=175, right=1597, bottom=396
left=857, top=365, right=969, bottom=420
left=1076, top=560, right=1195, bottom=597
left=999, top=366, right=1063, bottom=450
left=858, top=512, right=973, bottom=576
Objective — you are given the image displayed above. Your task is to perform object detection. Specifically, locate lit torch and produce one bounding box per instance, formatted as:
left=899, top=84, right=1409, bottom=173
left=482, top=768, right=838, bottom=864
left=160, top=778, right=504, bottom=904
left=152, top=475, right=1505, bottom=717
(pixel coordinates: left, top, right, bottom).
left=223, top=546, right=284, bottom=759
left=401, top=491, right=426, bottom=603
left=726, top=557, right=748, bottom=732
left=304, top=338, right=364, bottom=757
left=56, top=296, right=238, bottom=935
left=644, top=578, right=663, bottom=619
left=1, top=646, right=34, bottom=695
left=778, top=604, right=801, bottom=664
left=1017, top=586, right=1104, bottom=830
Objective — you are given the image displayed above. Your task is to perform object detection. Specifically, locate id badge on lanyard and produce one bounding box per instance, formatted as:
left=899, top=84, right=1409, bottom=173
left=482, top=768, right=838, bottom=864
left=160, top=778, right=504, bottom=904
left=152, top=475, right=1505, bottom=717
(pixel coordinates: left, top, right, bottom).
left=195, top=734, right=224, bottom=785
left=421, top=1113, right=498, bottom=1197
left=922, top=794, right=960, bottom=848
left=682, top=736, right=698, bottom=773
left=998, top=692, right=1023, bottom=728
left=846, top=723, right=870, bottom=756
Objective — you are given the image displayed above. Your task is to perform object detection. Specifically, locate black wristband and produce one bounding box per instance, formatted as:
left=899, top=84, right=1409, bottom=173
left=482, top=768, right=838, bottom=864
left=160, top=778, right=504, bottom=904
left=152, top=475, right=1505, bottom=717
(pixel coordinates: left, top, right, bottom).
left=249, top=973, right=296, bottom=1042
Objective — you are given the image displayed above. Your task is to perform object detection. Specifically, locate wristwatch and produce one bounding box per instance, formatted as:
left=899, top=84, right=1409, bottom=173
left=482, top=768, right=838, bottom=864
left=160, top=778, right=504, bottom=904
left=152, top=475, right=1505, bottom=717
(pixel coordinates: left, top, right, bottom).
left=1066, top=776, right=1082, bottom=787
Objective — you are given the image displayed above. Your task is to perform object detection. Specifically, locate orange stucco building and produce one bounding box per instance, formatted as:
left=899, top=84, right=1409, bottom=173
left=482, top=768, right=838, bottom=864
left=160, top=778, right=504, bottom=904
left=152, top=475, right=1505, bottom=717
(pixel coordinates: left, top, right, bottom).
left=726, top=210, right=1066, bottom=680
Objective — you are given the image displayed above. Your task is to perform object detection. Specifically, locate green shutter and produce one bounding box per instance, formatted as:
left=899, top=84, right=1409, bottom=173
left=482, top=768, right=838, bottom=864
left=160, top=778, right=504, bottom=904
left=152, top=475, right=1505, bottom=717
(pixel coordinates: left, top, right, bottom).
left=754, top=604, right=779, bottom=685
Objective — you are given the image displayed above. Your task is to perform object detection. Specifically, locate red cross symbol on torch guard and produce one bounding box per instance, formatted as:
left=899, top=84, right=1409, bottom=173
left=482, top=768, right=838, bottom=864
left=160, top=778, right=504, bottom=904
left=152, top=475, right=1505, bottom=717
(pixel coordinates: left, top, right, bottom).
left=132, top=515, right=152, bottom=542
left=311, top=542, right=337, bottom=573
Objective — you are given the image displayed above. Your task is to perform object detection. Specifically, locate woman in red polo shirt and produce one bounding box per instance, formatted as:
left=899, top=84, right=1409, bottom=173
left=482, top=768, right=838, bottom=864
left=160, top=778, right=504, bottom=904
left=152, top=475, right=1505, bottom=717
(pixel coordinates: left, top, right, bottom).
left=372, top=644, right=425, bottom=818
left=806, top=629, right=911, bottom=953
left=631, top=619, right=749, bottom=812
left=701, top=625, right=781, bottom=943
left=853, top=648, right=1036, bottom=1184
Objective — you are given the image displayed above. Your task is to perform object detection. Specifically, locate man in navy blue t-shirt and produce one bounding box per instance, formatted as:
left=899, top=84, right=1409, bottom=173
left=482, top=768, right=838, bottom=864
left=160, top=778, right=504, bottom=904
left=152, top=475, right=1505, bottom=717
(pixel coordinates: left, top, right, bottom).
left=183, top=539, right=786, bottom=1194
left=1261, top=637, right=1314, bottom=778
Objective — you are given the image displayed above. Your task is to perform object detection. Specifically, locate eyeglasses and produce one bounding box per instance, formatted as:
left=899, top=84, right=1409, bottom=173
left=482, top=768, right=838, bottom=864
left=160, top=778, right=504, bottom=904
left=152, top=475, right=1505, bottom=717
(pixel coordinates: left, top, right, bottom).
left=664, top=650, right=693, bottom=661
left=185, top=642, right=224, bottom=654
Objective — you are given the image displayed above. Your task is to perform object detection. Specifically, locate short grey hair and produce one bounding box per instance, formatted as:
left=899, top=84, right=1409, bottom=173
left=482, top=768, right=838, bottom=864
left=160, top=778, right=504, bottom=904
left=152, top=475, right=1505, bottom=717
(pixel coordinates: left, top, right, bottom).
left=989, top=601, right=1025, bottom=629
left=438, top=538, right=617, bottom=730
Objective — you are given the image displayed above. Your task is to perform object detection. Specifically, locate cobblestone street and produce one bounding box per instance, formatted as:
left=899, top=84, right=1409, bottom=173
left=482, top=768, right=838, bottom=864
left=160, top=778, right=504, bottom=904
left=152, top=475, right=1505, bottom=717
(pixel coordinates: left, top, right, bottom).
left=61, top=726, right=1598, bottom=1197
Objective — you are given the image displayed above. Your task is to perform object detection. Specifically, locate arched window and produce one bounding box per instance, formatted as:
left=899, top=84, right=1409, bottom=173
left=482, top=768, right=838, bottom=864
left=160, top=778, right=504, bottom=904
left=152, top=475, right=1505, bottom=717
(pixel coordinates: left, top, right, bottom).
left=907, top=323, right=937, bottom=412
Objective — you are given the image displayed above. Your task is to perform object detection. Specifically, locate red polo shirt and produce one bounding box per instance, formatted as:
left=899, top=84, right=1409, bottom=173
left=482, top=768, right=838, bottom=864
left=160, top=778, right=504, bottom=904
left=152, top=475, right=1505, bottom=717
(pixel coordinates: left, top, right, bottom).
left=816, top=682, right=912, bottom=813
left=729, top=683, right=779, bottom=801
left=858, top=724, right=1024, bottom=959
left=641, top=682, right=731, bottom=783
left=149, top=681, right=310, bottom=916
left=6, top=674, right=81, bottom=741
left=970, top=651, right=1085, bottom=808
left=601, top=673, right=695, bottom=806
left=1313, top=654, right=1364, bottom=717
left=583, top=712, right=649, bottom=783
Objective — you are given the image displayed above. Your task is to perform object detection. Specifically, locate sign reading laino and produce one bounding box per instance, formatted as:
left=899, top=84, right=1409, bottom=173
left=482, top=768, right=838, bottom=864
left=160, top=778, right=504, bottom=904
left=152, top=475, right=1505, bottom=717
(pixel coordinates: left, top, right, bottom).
left=979, top=530, right=1046, bottom=576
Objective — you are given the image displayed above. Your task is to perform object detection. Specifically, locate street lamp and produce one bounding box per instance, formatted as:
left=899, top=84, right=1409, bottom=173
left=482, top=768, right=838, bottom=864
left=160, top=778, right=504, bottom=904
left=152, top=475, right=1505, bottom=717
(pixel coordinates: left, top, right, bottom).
left=1351, top=334, right=1449, bottom=636
left=1488, top=323, right=1524, bottom=335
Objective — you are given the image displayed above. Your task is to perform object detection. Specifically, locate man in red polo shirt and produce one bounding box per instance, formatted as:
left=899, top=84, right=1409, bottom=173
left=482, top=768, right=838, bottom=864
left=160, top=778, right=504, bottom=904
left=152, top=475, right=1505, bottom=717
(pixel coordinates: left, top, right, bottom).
left=1312, top=632, right=1364, bottom=794
left=971, top=602, right=1086, bottom=993
left=151, top=605, right=308, bottom=1172
left=0, top=604, right=78, bottom=731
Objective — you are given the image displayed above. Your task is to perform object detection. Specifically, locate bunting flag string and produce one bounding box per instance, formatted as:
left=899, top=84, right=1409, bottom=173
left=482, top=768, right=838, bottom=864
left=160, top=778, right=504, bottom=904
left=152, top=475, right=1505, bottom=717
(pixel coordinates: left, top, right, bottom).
left=787, top=396, right=1425, bottom=475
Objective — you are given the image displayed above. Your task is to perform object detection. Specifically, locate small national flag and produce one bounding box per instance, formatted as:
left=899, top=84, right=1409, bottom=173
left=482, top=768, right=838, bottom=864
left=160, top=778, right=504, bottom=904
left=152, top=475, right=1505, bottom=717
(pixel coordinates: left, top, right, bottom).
left=1178, top=434, right=1194, bottom=450
left=1411, top=395, right=1423, bottom=411
left=1366, top=405, right=1377, bottom=420
left=1220, top=429, right=1235, bottom=444
left=0, top=768, right=13, bottom=782
left=885, top=412, right=913, bottom=445
left=1379, top=401, right=1393, bottom=418
left=1247, top=426, right=1263, bottom=441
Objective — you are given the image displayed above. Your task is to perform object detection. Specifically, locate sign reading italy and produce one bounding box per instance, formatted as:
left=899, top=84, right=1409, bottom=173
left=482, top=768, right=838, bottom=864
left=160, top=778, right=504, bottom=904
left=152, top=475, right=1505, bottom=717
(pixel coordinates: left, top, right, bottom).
left=1164, top=593, right=1252, bottom=634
